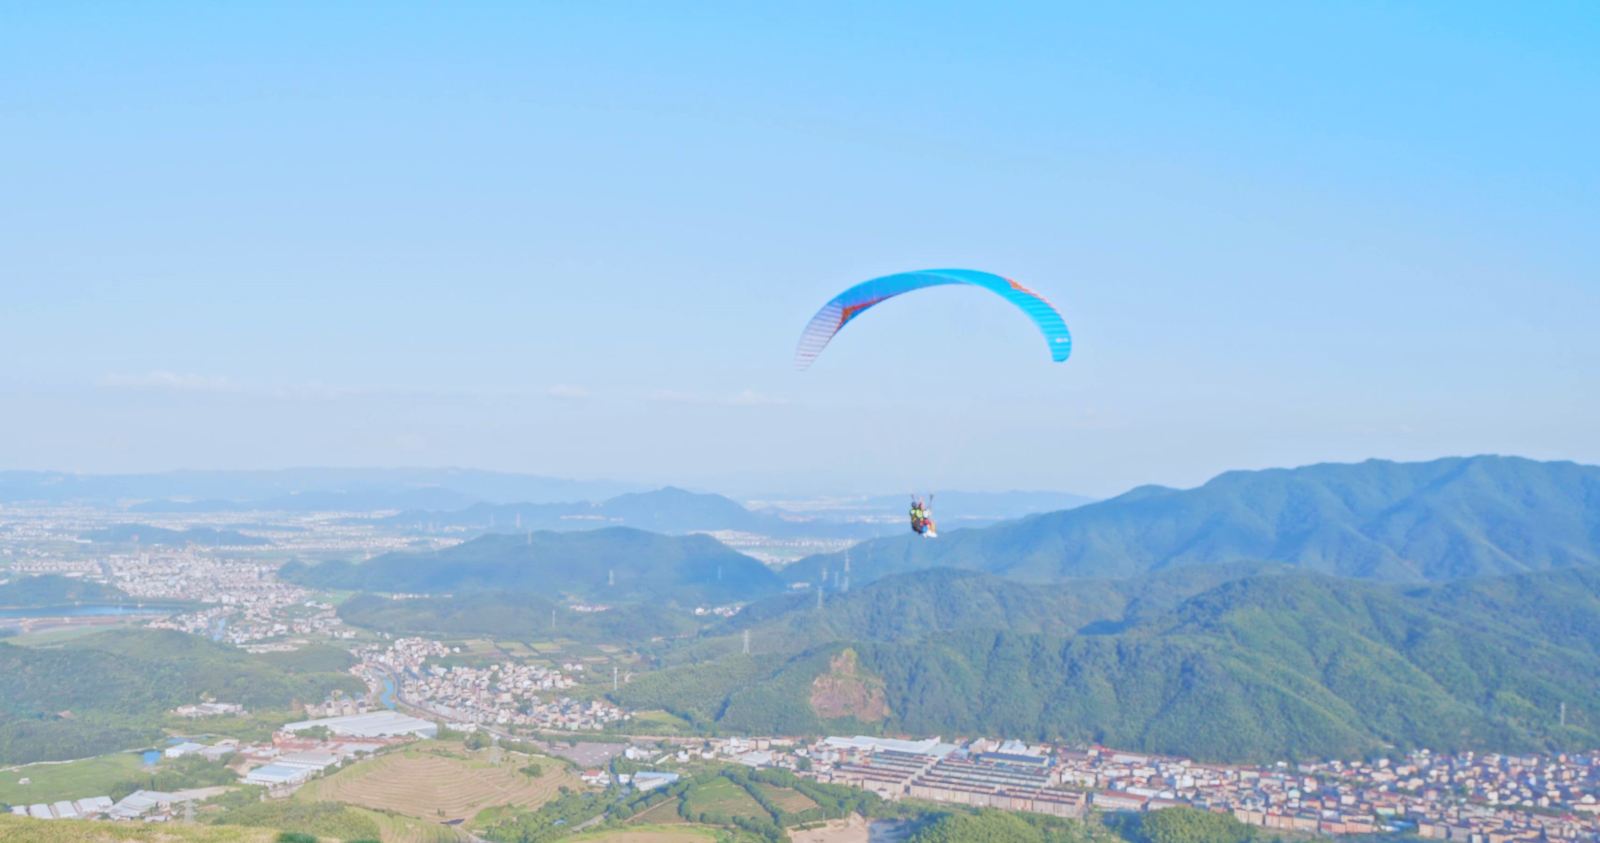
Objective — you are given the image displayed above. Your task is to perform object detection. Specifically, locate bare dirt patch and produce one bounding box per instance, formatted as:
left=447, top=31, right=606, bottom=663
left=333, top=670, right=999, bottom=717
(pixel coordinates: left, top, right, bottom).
left=809, top=649, right=889, bottom=722
left=789, top=815, right=869, bottom=843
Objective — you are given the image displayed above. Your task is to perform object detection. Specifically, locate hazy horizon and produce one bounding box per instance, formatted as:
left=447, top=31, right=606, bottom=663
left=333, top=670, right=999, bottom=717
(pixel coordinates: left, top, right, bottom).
left=0, top=451, right=1585, bottom=503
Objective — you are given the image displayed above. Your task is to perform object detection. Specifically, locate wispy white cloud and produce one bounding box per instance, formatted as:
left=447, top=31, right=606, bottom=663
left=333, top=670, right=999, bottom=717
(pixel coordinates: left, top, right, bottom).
left=96, top=373, right=605, bottom=407
left=547, top=384, right=591, bottom=400
left=725, top=389, right=789, bottom=407
left=647, top=388, right=789, bottom=407
left=99, top=371, right=238, bottom=392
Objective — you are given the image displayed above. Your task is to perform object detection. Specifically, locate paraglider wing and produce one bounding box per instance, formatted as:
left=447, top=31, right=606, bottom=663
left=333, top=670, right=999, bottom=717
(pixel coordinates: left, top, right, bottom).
left=794, top=269, right=1072, bottom=369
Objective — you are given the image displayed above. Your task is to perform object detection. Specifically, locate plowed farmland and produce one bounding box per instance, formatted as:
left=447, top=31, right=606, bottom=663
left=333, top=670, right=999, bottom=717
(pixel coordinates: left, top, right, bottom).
left=297, top=742, right=578, bottom=824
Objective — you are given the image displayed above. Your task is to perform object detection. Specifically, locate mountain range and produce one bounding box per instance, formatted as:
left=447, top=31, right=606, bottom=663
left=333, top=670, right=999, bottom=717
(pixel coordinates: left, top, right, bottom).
left=784, top=456, right=1600, bottom=586
left=362, top=486, right=1095, bottom=539
left=335, top=591, right=701, bottom=643
left=620, top=565, right=1600, bottom=761
left=281, top=527, right=782, bottom=603
left=364, top=486, right=889, bottom=539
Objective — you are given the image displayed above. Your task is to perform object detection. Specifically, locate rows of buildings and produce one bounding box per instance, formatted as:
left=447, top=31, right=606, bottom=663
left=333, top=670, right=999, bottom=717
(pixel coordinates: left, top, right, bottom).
left=789, top=736, right=1600, bottom=842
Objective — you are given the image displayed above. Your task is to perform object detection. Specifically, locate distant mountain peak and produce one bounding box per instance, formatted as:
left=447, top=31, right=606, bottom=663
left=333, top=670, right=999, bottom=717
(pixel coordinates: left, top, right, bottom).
left=784, top=455, right=1600, bottom=587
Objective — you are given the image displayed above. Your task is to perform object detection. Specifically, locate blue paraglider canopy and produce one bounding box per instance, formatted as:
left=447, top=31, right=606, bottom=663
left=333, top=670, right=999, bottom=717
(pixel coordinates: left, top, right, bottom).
left=795, top=269, right=1072, bottom=369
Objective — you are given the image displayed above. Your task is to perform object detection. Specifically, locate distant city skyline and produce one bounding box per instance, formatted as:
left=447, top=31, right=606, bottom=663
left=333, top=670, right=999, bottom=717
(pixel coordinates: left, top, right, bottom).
left=4, top=3, right=1597, bottom=497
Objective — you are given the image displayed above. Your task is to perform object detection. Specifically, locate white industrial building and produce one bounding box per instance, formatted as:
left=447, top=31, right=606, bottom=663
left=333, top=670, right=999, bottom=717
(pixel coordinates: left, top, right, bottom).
left=823, top=735, right=959, bottom=758
left=282, top=710, right=437, bottom=739
left=165, top=741, right=207, bottom=758
left=10, top=796, right=114, bottom=821
left=632, top=771, right=681, bottom=792
left=242, top=763, right=318, bottom=787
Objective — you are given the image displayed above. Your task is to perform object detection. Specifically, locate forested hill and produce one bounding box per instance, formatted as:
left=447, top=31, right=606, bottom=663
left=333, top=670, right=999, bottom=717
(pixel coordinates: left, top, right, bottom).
left=619, top=566, right=1600, bottom=762
left=694, top=563, right=1279, bottom=660
left=784, top=456, right=1600, bottom=586
left=337, top=590, right=702, bottom=642
left=0, top=629, right=360, bottom=764
left=281, top=527, right=783, bottom=603
left=0, top=574, right=133, bottom=607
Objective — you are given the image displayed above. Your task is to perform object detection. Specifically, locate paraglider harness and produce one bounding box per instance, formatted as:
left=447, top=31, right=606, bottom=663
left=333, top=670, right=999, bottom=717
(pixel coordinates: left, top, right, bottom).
left=910, top=495, right=937, bottom=538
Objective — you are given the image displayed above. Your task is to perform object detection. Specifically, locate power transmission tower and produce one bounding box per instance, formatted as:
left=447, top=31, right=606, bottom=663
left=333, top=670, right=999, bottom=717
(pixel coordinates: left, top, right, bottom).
left=742, top=628, right=751, bottom=655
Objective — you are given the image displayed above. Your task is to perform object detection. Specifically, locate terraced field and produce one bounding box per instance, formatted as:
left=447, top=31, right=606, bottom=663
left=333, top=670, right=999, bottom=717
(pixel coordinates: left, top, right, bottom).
left=297, top=742, right=578, bottom=824
left=364, top=809, right=472, bottom=843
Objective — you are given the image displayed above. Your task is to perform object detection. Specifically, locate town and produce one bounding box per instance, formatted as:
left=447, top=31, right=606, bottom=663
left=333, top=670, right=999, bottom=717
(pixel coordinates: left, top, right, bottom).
left=12, top=717, right=1600, bottom=843
left=352, top=636, right=629, bottom=731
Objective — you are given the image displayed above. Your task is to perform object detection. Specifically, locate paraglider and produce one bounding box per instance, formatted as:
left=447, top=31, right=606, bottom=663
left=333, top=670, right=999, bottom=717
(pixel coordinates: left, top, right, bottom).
left=794, top=268, right=1072, bottom=369
left=910, top=495, right=937, bottom=538
left=796, top=270, right=1069, bottom=538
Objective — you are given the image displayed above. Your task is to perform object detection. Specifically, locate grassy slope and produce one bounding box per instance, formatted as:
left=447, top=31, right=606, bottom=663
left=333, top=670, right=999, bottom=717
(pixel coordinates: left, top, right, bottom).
left=0, top=752, right=146, bottom=805
left=0, top=814, right=282, bottom=843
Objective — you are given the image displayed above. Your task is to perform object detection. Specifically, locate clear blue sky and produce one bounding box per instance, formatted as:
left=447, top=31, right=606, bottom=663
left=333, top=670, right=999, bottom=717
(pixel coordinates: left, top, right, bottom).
left=3, top=2, right=1596, bottom=497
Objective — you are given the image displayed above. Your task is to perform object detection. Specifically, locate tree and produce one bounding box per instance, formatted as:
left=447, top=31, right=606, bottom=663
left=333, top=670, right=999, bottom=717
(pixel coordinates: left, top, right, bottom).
left=1134, top=807, right=1255, bottom=843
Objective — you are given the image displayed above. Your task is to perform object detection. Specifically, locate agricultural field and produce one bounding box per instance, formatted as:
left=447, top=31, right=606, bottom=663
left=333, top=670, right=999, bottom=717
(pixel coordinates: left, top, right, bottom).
left=295, top=741, right=579, bottom=823
left=364, top=807, right=474, bottom=843
left=0, top=814, right=281, bottom=843
left=680, top=776, right=767, bottom=820
left=627, top=798, right=689, bottom=826
left=752, top=781, right=818, bottom=814
left=567, top=825, right=724, bottom=842
left=0, top=751, right=146, bottom=805
left=628, top=710, right=694, bottom=734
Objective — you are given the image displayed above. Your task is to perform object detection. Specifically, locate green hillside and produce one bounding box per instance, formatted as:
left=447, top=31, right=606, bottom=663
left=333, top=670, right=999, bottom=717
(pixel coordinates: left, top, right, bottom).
left=0, top=629, right=362, bottom=764
left=622, top=566, right=1600, bottom=761
left=282, top=527, right=781, bottom=603
left=786, top=456, right=1600, bottom=586
left=0, top=574, right=134, bottom=608
left=337, top=590, right=701, bottom=642
left=684, top=564, right=1276, bottom=662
